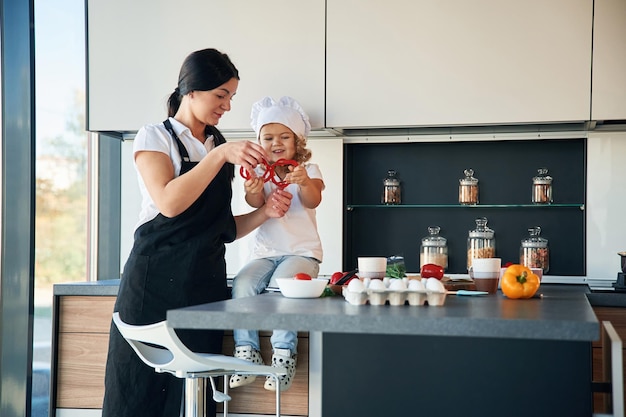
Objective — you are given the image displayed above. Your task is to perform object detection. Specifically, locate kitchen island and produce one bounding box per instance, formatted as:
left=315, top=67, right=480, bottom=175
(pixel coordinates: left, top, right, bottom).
left=168, top=284, right=599, bottom=417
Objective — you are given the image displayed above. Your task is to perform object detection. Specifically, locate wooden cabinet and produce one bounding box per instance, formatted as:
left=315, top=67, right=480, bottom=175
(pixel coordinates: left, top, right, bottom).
left=86, top=0, right=325, bottom=132
left=592, top=306, right=626, bottom=415
left=326, top=0, right=592, bottom=129
left=53, top=294, right=310, bottom=415
left=591, top=0, right=626, bottom=121
left=55, top=295, right=115, bottom=409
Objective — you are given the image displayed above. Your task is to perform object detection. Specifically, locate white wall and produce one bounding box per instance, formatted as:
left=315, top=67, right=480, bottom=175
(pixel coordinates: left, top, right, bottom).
left=586, top=131, right=626, bottom=281
left=120, top=136, right=343, bottom=277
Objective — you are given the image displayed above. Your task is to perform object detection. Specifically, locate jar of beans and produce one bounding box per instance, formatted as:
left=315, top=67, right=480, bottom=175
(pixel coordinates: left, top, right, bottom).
left=520, top=226, right=549, bottom=273
left=532, top=168, right=553, bottom=204
left=382, top=169, right=401, bottom=205
left=467, top=217, right=496, bottom=269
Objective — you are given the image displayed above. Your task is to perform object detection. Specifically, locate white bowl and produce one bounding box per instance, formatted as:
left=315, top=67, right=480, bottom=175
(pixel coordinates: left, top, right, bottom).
left=275, top=278, right=329, bottom=298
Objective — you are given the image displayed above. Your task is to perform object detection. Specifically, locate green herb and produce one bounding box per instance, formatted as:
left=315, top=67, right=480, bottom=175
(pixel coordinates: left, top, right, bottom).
left=386, top=262, right=406, bottom=279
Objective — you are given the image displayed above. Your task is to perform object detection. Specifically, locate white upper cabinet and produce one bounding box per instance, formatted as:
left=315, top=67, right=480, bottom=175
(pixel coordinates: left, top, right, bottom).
left=326, top=0, right=593, bottom=129
left=87, top=0, right=325, bottom=132
left=591, top=0, right=626, bottom=121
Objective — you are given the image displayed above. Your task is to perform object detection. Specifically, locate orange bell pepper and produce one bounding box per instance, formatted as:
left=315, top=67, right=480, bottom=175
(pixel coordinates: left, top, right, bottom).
left=500, top=264, right=540, bottom=299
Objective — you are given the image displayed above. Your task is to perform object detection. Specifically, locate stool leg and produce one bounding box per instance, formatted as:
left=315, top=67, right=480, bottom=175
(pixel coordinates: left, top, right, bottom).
left=223, top=375, right=229, bottom=417
left=274, top=375, right=281, bottom=417
left=185, top=377, right=206, bottom=417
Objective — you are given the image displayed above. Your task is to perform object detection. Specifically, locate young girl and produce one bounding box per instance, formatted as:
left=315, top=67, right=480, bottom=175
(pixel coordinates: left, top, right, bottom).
left=230, top=96, right=324, bottom=392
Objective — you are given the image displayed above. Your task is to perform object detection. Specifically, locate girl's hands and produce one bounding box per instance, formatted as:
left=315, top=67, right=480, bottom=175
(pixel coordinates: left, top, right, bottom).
left=284, top=165, right=311, bottom=186
left=244, top=176, right=264, bottom=195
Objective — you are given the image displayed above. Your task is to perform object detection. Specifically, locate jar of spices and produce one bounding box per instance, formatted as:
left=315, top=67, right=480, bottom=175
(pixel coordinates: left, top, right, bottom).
left=520, top=226, right=549, bottom=273
left=459, top=169, right=479, bottom=205
left=467, top=217, right=496, bottom=269
left=420, top=226, right=448, bottom=270
left=382, top=169, right=401, bottom=205
left=532, top=168, right=553, bottom=204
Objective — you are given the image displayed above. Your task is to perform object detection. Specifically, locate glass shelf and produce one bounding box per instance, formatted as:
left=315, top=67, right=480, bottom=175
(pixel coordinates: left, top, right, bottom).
left=347, top=203, right=585, bottom=209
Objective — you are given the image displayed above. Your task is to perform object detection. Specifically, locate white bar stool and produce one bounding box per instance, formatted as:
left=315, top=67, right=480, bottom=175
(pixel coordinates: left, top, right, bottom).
left=113, top=312, right=286, bottom=417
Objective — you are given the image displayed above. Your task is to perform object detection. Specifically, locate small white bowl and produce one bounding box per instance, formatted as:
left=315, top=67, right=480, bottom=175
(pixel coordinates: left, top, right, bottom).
left=275, top=278, right=329, bottom=298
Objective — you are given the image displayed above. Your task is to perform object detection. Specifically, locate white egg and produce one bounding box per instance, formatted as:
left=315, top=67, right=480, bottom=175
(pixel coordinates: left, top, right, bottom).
left=388, top=279, right=407, bottom=291
left=408, top=279, right=426, bottom=292
left=368, top=279, right=386, bottom=291
left=362, top=277, right=371, bottom=288
left=382, top=277, right=391, bottom=287
left=347, top=278, right=366, bottom=293
left=426, top=278, right=446, bottom=293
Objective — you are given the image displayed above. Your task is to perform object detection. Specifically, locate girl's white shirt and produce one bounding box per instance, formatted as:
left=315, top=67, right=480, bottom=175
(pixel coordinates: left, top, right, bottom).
left=250, top=163, right=324, bottom=262
left=132, top=117, right=215, bottom=230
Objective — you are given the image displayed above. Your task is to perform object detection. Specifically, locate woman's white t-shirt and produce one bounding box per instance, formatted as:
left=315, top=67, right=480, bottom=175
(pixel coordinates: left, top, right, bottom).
left=250, top=163, right=324, bottom=262
left=132, top=117, right=215, bottom=230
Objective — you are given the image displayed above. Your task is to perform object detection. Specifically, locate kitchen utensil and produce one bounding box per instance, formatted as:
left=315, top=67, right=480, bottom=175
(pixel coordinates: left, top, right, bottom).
left=447, top=290, right=489, bottom=296
left=209, top=376, right=231, bottom=403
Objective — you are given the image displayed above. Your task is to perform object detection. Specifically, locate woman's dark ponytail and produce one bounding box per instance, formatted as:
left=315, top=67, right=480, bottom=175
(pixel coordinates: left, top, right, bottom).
left=167, top=88, right=181, bottom=117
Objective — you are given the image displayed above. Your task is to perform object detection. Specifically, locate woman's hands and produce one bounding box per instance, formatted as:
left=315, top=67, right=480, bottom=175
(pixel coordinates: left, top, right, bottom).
left=216, top=140, right=267, bottom=175
left=264, top=188, right=292, bottom=218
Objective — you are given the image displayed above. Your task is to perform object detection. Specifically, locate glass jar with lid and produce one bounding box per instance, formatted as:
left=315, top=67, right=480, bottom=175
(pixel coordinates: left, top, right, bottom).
left=420, top=226, right=448, bottom=270
left=382, top=169, right=401, bottom=205
left=467, top=217, right=496, bottom=269
left=520, top=226, right=549, bottom=273
left=532, top=168, right=553, bottom=204
left=459, top=169, right=479, bottom=205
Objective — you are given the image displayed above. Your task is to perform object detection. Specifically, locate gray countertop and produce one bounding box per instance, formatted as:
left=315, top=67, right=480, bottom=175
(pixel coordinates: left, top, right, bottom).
left=167, top=284, right=599, bottom=342
left=53, top=279, right=120, bottom=296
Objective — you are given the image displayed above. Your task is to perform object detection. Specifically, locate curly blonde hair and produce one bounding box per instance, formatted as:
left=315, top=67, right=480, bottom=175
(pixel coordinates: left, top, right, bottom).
left=294, top=134, right=312, bottom=164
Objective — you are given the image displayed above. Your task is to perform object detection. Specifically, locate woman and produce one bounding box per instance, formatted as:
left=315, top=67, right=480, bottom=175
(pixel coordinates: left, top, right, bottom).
left=102, top=48, right=292, bottom=417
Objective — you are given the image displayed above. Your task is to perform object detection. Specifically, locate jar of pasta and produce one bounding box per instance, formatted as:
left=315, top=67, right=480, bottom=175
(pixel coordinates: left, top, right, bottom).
left=520, top=226, right=549, bottom=273
left=467, top=217, right=496, bottom=269
left=459, top=169, right=479, bottom=205
left=420, top=226, right=448, bottom=270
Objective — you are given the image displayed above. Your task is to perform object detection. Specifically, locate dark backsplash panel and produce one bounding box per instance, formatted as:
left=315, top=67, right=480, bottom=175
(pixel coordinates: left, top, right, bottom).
left=343, top=138, right=586, bottom=275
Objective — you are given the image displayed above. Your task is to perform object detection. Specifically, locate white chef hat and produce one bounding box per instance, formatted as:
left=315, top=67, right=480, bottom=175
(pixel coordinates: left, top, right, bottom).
left=250, top=96, right=311, bottom=139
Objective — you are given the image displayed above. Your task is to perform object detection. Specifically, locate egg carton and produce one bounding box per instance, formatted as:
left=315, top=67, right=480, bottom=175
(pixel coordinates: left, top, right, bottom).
left=342, top=287, right=447, bottom=306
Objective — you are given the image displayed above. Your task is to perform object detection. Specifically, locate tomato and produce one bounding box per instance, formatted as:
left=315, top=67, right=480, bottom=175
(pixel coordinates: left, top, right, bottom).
left=420, top=263, right=444, bottom=280
left=294, top=273, right=312, bottom=280
left=500, top=264, right=540, bottom=299
left=330, top=272, right=344, bottom=285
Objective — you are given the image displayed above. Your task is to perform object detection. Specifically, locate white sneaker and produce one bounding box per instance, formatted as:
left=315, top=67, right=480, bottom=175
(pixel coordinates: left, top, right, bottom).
left=264, top=348, right=297, bottom=392
left=229, top=345, right=264, bottom=388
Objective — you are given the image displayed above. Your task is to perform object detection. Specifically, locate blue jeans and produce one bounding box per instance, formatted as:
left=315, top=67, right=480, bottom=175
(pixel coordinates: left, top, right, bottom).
left=232, top=256, right=320, bottom=353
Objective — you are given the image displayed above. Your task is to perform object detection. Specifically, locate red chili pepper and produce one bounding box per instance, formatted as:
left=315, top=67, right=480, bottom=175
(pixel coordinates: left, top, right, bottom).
left=270, top=159, right=298, bottom=189
left=240, top=158, right=298, bottom=189
left=239, top=159, right=272, bottom=181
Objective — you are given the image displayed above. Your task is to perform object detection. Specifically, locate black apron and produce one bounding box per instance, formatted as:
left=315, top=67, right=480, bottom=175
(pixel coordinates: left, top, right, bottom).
left=102, top=120, right=236, bottom=417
